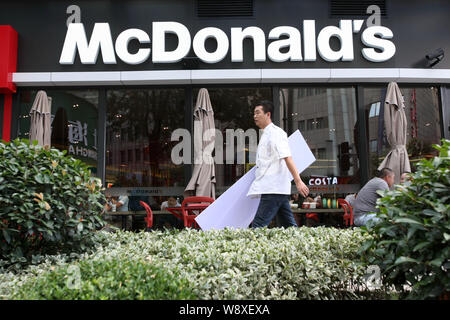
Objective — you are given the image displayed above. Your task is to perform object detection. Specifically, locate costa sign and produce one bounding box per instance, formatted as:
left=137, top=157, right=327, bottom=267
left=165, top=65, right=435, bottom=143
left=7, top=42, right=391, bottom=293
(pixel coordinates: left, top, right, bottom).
left=59, top=20, right=395, bottom=65
left=309, top=176, right=339, bottom=186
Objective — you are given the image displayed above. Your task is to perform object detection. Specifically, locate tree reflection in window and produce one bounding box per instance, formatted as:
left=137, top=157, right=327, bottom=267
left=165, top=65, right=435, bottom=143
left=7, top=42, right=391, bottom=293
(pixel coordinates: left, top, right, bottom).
left=106, top=89, right=185, bottom=189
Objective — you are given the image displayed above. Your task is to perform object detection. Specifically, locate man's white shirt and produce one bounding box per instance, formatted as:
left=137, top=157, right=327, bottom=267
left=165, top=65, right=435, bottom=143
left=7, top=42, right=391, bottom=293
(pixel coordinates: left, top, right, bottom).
left=247, top=123, right=292, bottom=197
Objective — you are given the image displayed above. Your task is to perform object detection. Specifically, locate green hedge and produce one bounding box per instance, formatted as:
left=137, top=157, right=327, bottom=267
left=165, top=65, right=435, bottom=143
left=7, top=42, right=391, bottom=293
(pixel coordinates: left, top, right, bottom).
left=359, top=139, right=450, bottom=299
left=2, top=227, right=380, bottom=300
left=11, top=257, right=197, bottom=300
left=0, top=139, right=106, bottom=270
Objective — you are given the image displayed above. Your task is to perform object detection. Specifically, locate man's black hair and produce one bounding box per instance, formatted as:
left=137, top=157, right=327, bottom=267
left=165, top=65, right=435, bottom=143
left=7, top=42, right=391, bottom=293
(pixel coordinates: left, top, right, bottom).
left=255, top=100, right=274, bottom=119
left=379, top=167, right=394, bottom=178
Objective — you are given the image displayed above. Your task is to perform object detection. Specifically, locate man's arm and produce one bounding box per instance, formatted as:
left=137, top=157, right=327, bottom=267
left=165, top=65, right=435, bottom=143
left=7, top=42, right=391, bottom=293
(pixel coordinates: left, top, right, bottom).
left=284, top=156, right=309, bottom=198
left=116, top=196, right=128, bottom=209
left=116, top=200, right=125, bottom=209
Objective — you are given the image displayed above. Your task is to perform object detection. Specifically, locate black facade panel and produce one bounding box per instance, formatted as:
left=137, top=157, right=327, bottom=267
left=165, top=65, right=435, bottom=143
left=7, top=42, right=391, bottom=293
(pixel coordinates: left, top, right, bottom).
left=330, top=0, right=387, bottom=17
left=197, top=0, right=253, bottom=17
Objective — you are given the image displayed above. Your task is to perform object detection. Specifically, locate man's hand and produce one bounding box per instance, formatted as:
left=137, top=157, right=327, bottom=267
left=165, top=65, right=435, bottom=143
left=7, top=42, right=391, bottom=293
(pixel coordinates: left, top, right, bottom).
left=284, top=156, right=310, bottom=198
left=295, top=179, right=309, bottom=198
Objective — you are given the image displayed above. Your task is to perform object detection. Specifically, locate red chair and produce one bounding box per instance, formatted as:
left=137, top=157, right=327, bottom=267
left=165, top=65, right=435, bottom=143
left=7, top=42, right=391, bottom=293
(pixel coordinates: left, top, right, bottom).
left=337, top=199, right=354, bottom=227
left=180, top=196, right=214, bottom=228
left=139, top=201, right=153, bottom=230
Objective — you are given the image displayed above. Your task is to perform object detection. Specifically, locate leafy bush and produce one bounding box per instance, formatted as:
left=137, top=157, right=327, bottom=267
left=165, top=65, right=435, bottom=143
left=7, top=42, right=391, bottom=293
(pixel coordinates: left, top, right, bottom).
left=2, top=227, right=378, bottom=300
left=359, top=139, right=450, bottom=299
left=0, top=139, right=106, bottom=270
left=11, top=257, right=197, bottom=300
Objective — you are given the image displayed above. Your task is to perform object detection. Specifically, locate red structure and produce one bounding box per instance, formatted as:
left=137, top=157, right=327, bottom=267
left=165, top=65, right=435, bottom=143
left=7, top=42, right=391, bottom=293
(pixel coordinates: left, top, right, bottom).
left=0, top=25, right=18, bottom=142
left=167, top=196, right=214, bottom=229
left=337, top=198, right=354, bottom=227
left=139, top=201, right=154, bottom=230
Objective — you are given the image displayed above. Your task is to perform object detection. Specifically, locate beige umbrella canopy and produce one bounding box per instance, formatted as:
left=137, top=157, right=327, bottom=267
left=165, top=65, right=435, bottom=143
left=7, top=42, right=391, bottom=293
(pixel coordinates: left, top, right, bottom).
left=378, top=82, right=411, bottom=184
left=184, top=88, right=216, bottom=199
left=29, top=90, right=52, bottom=147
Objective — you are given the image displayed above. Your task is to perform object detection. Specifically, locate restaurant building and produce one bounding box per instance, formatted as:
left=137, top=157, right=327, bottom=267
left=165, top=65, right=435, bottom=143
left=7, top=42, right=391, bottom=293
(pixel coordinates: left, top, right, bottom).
left=1, top=0, right=449, bottom=207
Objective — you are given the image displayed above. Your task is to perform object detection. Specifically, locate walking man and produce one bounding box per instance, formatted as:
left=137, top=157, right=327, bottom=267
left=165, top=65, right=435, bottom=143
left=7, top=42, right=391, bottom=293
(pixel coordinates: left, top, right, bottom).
left=247, top=101, right=309, bottom=228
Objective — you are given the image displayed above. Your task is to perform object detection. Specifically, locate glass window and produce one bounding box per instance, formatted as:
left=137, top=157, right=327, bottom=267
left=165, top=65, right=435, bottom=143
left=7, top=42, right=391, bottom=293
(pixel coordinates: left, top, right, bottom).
left=317, top=148, right=327, bottom=159
left=316, top=117, right=328, bottom=130
left=17, top=89, right=99, bottom=174
left=364, top=86, right=442, bottom=178
left=135, top=148, right=141, bottom=162
left=280, top=87, right=360, bottom=199
left=193, top=87, right=272, bottom=196
left=127, top=149, right=133, bottom=163
left=370, top=139, right=378, bottom=153
left=298, top=120, right=305, bottom=131
left=369, top=102, right=381, bottom=118
left=107, top=150, right=112, bottom=165
left=307, top=118, right=315, bottom=131
left=105, top=89, right=185, bottom=209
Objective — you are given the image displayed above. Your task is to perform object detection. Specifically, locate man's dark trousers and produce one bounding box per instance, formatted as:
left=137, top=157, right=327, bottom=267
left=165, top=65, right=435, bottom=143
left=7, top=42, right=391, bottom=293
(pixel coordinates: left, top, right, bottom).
left=251, top=194, right=297, bottom=228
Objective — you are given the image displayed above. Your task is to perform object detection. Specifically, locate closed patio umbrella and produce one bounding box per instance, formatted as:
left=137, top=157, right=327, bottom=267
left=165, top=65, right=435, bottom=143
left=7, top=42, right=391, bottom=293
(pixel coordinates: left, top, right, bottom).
left=378, top=82, right=411, bottom=184
left=29, top=90, right=52, bottom=147
left=184, top=88, right=216, bottom=199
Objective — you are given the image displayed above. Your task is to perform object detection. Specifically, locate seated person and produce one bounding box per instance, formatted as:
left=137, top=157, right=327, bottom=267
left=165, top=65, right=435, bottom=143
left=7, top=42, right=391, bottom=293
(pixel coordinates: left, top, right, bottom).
left=161, top=196, right=181, bottom=211
left=103, top=194, right=131, bottom=230
left=344, top=193, right=357, bottom=208
left=353, top=168, right=395, bottom=227
left=118, top=195, right=129, bottom=211
left=289, top=193, right=302, bottom=226
left=289, top=193, right=302, bottom=207
left=159, top=196, right=182, bottom=229
left=104, top=195, right=129, bottom=212
left=104, top=196, right=115, bottom=212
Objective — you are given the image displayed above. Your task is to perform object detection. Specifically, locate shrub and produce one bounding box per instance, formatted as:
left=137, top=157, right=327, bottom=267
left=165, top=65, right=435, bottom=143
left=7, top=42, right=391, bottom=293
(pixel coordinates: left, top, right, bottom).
left=0, top=227, right=384, bottom=300
left=38, top=227, right=377, bottom=300
left=11, top=257, right=197, bottom=300
left=0, top=139, right=106, bottom=270
left=154, top=228, right=378, bottom=299
left=359, top=139, right=450, bottom=299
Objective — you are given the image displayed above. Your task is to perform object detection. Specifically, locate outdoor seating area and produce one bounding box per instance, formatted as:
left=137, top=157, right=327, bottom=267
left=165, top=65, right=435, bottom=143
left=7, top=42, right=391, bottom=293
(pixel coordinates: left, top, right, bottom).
left=166, top=196, right=215, bottom=229
left=103, top=195, right=355, bottom=231
left=104, top=196, right=215, bottom=230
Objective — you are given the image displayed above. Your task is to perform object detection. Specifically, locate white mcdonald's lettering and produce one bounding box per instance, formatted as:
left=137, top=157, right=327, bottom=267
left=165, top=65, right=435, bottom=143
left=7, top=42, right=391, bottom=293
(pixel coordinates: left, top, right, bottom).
left=59, top=20, right=395, bottom=65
